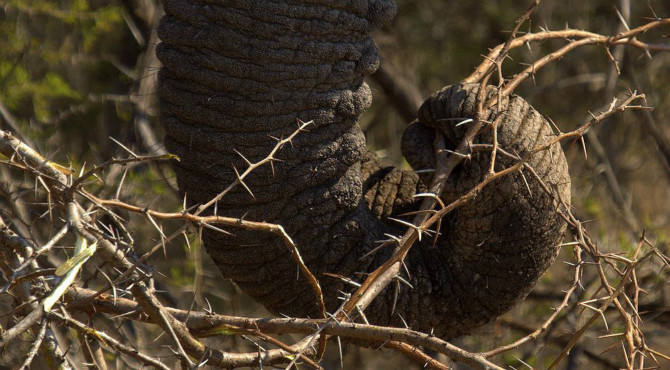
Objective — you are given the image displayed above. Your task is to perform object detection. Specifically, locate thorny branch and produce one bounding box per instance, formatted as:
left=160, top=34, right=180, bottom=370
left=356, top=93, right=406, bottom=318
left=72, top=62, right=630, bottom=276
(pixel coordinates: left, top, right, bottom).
left=1, top=3, right=669, bottom=370
left=62, top=286, right=499, bottom=369
left=50, top=311, right=172, bottom=370
left=0, top=122, right=328, bottom=369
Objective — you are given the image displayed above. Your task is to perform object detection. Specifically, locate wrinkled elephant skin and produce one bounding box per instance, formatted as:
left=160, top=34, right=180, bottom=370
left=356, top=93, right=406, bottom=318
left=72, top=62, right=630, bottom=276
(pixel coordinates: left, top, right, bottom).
left=156, top=0, right=570, bottom=339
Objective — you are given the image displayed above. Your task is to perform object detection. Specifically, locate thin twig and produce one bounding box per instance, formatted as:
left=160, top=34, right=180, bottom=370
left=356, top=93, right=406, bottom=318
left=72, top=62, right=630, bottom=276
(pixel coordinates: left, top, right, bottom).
left=49, top=311, right=172, bottom=370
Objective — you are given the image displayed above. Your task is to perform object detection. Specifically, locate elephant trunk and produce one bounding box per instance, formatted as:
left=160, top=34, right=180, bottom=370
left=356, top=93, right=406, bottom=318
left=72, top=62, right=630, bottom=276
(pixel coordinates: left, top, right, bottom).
left=157, top=0, right=571, bottom=340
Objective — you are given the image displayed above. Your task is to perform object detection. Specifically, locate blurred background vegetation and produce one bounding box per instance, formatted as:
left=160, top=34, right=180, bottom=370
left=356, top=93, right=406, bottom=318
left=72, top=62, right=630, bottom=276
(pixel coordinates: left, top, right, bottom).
left=1, top=0, right=668, bottom=368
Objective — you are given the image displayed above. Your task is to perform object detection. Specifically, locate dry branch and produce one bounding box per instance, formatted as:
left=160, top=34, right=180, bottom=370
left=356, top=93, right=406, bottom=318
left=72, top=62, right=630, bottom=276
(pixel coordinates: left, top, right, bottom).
left=64, top=286, right=500, bottom=369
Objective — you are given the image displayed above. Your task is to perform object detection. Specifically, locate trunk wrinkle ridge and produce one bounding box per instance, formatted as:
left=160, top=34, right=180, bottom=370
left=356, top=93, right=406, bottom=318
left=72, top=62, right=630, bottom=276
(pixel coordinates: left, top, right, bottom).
left=157, top=0, right=570, bottom=340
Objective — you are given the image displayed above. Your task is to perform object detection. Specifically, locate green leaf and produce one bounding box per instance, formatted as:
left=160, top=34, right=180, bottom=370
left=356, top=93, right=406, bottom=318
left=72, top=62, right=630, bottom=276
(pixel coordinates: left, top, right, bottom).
left=201, top=325, right=241, bottom=336
left=40, top=73, right=80, bottom=100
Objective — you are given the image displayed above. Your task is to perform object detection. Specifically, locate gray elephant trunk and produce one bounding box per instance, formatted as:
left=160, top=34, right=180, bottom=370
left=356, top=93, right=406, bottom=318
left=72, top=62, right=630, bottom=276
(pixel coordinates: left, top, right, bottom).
left=157, top=0, right=571, bottom=340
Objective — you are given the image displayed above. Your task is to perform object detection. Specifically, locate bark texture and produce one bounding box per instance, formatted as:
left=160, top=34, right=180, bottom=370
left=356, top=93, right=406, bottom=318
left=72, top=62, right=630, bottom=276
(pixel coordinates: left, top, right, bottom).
left=157, top=0, right=570, bottom=339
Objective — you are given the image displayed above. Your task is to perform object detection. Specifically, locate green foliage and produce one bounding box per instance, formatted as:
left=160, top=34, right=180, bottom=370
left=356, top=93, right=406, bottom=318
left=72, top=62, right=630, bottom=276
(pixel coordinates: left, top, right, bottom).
left=582, top=196, right=602, bottom=219
left=82, top=6, right=124, bottom=52
left=0, top=0, right=126, bottom=133
left=0, top=56, right=83, bottom=121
